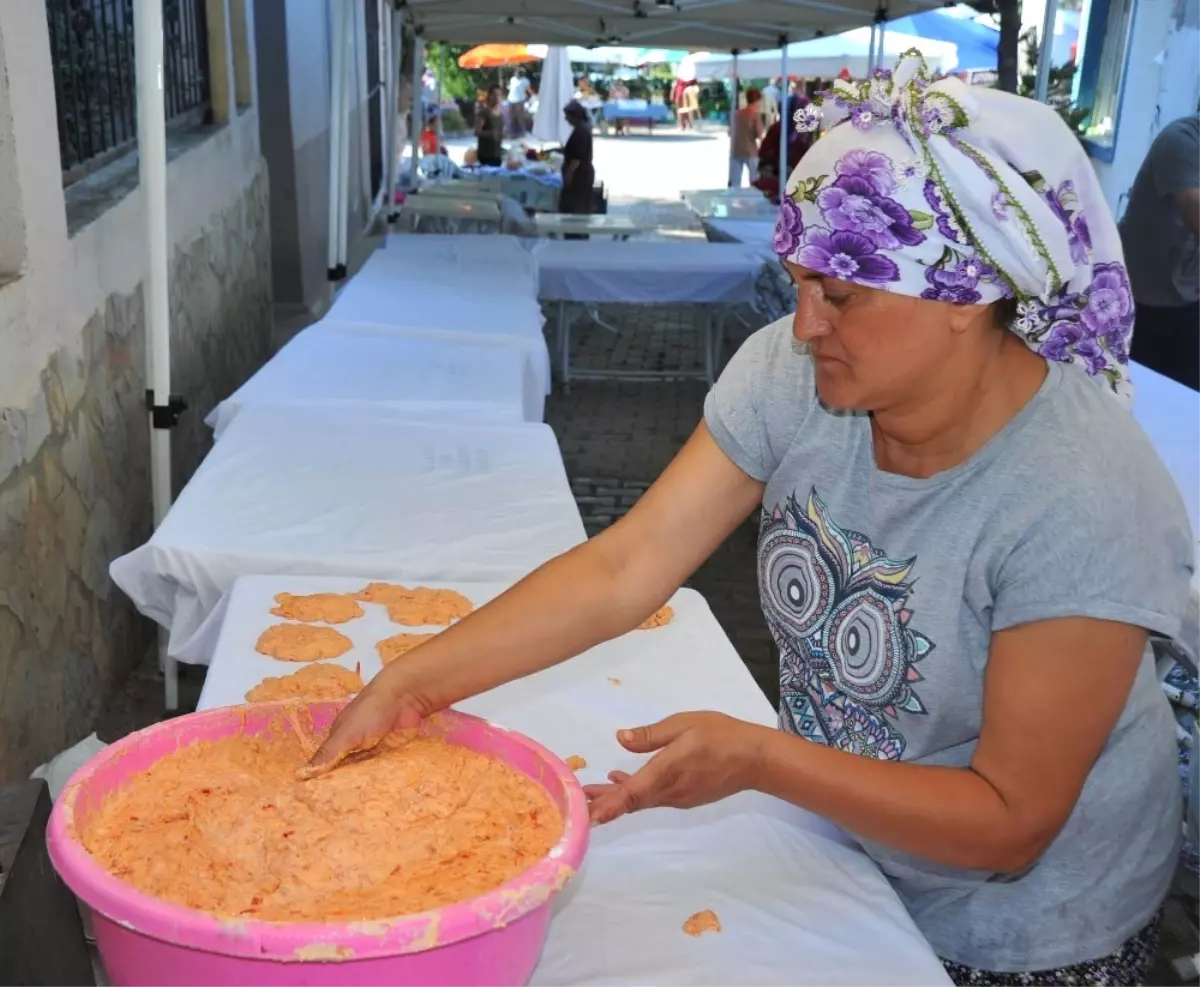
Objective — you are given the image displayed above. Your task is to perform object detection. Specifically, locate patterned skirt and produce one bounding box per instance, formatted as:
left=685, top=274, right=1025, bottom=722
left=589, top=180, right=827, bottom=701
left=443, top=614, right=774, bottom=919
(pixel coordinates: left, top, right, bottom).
left=941, top=913, right=1160, bottom=986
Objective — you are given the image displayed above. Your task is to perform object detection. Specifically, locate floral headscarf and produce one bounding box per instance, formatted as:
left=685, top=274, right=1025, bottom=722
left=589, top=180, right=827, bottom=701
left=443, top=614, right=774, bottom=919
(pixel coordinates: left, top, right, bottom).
left=774, top=51, right=1135, bottom=404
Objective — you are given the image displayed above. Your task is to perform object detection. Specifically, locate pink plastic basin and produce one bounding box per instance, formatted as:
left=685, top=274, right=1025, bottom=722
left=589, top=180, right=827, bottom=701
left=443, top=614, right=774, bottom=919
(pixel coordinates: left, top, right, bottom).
left=47, top=703, right=589, bottom=986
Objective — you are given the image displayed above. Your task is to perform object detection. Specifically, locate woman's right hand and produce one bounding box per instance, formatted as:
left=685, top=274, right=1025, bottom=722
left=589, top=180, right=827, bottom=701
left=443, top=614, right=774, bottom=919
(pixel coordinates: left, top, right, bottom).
left=301, top=671, right=434, bottom=779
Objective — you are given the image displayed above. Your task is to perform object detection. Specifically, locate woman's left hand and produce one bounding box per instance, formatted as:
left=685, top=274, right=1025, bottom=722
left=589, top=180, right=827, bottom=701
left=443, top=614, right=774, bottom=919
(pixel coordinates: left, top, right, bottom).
left=583, top=712, right=768, bottom=825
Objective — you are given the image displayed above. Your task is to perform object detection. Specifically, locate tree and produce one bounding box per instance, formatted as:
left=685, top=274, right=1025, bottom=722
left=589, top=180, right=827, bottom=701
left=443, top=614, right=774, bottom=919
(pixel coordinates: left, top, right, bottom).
left=995, top=0, right=1021, bottom=94
left=1017, top=31, right=1091, bottom=136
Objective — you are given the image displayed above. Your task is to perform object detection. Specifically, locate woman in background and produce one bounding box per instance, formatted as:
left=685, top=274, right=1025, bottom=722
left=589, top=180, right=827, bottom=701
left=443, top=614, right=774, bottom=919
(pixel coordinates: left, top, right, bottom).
left=559, top=100, right=596, bottom=231
left=474, top=86, right=505, bottom=167
left=754, top=94, right=814, bottom=204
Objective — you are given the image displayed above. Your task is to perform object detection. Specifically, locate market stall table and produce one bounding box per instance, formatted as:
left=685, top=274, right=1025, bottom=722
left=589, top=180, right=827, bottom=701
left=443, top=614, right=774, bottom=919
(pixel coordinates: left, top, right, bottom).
left=109, top=405, right=585, bottom=668
left=205, top=327, right=542, bottom=440
left=373, top=232, right=541, bottom=289
left=1131, top=362, right=1199, bottom=577
left=602, top=99, right=672, bottom=134
left=536, top=240, right=765, bottom=385
left=198, top=576, right=949, bottom=986
left=683, top=188, right=779, bottom=221
left=534, top=212, right=695, bottom=240
left=703, top=218, right=795, bottom=323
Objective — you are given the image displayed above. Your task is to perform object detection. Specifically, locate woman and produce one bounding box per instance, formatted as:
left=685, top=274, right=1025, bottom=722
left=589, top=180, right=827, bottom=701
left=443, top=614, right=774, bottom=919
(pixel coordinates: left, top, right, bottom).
left=311, top=55, right=1192, bottom=985
left=754, top=93, right=814, bottom=204
left=730, top=87, right=765, bottom=187
left=558, top=100, right=595, bottom=227
left=473, top=85, right=504, bottom=167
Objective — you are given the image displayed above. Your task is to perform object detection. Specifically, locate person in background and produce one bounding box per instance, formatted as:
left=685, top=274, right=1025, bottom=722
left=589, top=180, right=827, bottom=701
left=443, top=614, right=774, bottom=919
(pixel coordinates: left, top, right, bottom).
left=507, top=68, right=530, bottom=137
left=673, top=76, right=690, bottom=129
left=683, top=81, right=701, bottom=130
left=1121, top=112, right=1199, bottom=391
left=474, top=86, right=505, bottom=167
left=730, top=87, right=765, bottom=187
left=761, top=76, right=781, bottom=127
left=753, top=93, right=814, bottom=204
left=525, top=85, right=539, bottom=123
left=608, top=79, right=630, bottom=136
left=559, top=100, right=596, bottom=233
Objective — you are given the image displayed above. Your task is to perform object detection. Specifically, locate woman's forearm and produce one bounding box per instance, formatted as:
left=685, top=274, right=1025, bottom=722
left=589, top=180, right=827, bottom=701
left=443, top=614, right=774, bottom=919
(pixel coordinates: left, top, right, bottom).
left=750, top=728, right=1045, bottom=873
left=376, top=532, right=666, bottom=714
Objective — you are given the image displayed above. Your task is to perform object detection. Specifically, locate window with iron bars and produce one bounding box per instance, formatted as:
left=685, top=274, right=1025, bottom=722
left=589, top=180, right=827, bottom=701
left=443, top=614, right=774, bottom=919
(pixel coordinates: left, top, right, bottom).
left=45, top=0, right=212, bottom=186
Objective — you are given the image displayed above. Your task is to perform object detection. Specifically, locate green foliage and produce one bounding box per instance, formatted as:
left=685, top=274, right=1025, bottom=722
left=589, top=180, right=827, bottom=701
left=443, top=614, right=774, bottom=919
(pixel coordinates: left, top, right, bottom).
left=439, top=106, right=467, bottom=134
left=1017, top=31, right=1092, bottom=137
left=426, top=43, right=542, bottom=103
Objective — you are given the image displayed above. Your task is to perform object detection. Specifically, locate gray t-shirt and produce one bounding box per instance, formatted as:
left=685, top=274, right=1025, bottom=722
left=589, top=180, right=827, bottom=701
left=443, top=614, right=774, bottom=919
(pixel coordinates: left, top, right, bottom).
left=1119, top=114, right=1200, bottom=307
left=704, top=319, right=1194, bottom=972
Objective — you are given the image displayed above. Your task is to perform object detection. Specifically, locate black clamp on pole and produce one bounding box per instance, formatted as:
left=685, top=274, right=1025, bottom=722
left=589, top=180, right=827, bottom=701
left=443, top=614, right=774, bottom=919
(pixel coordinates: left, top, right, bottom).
left=145, top=390, right=188, bottom=430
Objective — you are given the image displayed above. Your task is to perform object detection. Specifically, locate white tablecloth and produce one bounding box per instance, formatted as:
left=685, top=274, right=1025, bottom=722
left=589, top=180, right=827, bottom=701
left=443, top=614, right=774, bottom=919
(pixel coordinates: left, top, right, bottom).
left=199, top=577, right=948, bottom=986
left=110, top=407, right=585, bottom=664
left=1131, top=362, right=1199, bottom=574
left=537, top=241, right=764, bottom=305
left=204, top=327, right=542, bottom=439
left=703, top=219, right=776, bottom=255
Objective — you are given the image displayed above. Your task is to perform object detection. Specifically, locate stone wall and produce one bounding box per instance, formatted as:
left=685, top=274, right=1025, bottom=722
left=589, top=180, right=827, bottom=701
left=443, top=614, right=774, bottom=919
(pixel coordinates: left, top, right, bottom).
left=0, top=163, right=272, bottom=784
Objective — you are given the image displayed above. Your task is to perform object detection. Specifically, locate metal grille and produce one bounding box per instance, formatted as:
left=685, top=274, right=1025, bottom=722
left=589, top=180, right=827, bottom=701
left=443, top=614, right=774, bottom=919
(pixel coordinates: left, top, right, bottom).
left=46, top=0, right=211, bottom=185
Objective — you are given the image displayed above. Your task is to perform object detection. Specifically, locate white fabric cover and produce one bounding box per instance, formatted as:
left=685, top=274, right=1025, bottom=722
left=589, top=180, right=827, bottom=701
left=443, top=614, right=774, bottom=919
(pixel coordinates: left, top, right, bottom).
left=704, top=218, right=777, bottom=256
left=321, top=239, right=551, bottom=395
left=199, top=578, right=949, bottom=986
left=533, top=46, right=574, bottom=145
left=1131, top=362, right=1199, bottom=576
left=205, top=328, right=542, bottom=440
left=536, top=241, right=764, bottom=304
left=109, top=407, right=585, bottom=664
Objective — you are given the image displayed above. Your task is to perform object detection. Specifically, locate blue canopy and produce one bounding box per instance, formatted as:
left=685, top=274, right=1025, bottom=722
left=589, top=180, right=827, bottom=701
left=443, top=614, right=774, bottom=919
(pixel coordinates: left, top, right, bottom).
left=887, top=8, right=998, bottom=73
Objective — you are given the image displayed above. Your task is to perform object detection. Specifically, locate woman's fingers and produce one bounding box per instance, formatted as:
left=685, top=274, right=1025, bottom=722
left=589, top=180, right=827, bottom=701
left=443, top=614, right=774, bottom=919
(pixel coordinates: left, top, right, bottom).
left=617, top=715, right=690, bottom=754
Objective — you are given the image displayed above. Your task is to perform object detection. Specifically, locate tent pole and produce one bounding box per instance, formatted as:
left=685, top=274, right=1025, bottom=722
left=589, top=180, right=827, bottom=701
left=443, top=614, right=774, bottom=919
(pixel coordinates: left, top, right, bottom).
left=336, top=0, right=352, bottom=270
left=435, top=47, right=443, bottom=148
left=411, top=35, right=423, bottom=186
left=133, top=0, right=178, bottom=709
left=728, top=49, right=739, bottom=188
left=867, top=21, right=878, bottom=74
left=779, top=36, right=789, bottom=192
left=326, top=0, right=347, bottom=278
left=387, top=8, right=402, bottom=221
left=1034, top=0, right=1058, bottom=103
left=877, top=19, right=888, bottom=72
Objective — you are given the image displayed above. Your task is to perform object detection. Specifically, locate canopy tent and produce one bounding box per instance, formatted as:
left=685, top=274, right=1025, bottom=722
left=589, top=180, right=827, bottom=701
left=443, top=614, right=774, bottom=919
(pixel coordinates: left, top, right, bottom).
left=526, top=45, right=683, bottom=66
left=402, top=0, right=980, bottom=51
left=690, top=28, right=959, bottom=81
left=886, top=6, right=998, bottom=73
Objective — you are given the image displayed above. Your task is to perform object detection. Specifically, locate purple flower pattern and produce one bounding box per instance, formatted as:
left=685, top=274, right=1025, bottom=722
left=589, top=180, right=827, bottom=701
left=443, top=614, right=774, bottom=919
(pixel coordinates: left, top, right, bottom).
left=817, top=176, right=926, bottom=251
left=773, top=195, right=805, bottom=256
left=923, top=179, right=968, bottom=245
left=920, top=260, right=985, bottom=303
left=834, top=149, right=896, bottom=196
left=795, top=229, right=900, bottom=284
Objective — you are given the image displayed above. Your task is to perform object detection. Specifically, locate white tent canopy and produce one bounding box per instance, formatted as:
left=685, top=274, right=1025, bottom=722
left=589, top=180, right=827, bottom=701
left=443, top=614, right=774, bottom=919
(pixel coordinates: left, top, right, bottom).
left=691, top=28, right=959, bottom=80
left=404, top=0, right=967, bottom=50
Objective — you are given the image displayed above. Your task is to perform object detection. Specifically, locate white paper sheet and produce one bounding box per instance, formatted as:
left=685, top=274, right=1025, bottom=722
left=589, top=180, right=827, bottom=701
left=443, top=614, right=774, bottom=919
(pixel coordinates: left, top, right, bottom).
left=109, top=406, right=585, bottom=664
left=205, top=327, right=542, bottom=439
left=536, top=241, right=764, bottom=305
left=1131, top=361, right=1199, bottom=560
left=199, top=576, right=949, bottom=986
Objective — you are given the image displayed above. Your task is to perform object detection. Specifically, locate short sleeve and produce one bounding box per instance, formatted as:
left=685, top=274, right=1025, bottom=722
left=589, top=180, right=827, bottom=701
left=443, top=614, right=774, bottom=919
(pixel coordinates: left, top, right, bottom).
left=703, top=317, right=815, bottom=482
left=1151, top=121, right=1200, bottom=195
left=991, top=465, right=1195, bottom=641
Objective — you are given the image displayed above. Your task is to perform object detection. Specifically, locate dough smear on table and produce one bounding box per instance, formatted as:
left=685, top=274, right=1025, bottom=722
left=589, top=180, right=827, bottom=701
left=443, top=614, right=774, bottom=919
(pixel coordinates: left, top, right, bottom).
left=81, top=719, right=564, bottom=922
left=354, top=582, right=474, bottom=626
left=638, top=605, right=675, bottom=630
left=683, top=909, right=722, bottom=936
left=377, top=631, right=439, bottom=665
left=245, top=663, right=364, bottom=703
left=256, top=624, right=353, bottom=662
left=270, top=592, right=364, bottom=625
left=564, top=755, right=587, bottom=771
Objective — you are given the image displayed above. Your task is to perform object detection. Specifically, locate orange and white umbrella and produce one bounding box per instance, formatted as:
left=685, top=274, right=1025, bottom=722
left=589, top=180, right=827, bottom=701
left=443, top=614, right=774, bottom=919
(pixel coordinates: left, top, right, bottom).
left=457, top=44, right=541, bottom=69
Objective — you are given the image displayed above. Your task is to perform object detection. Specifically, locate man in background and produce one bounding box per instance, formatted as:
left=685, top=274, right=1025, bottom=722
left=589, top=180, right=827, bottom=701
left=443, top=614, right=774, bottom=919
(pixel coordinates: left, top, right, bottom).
left=1121, top=112, right=1199, bottom=390
left=507, top=68, right=530, bottom=136
left=761, top=76, right=781, bottom=128
left=729, top=87, right=764, bottom=187
left=475, top=86, right=506, bottom=166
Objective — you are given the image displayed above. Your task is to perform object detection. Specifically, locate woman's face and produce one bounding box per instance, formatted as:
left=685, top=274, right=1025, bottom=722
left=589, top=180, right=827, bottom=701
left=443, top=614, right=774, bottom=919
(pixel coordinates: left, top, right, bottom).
left=784, top=260, right=983, bottom=411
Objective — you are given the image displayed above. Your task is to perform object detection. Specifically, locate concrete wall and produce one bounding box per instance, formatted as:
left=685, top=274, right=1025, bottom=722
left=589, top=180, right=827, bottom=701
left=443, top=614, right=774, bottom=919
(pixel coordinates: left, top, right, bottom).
left=0, top=0, right=273, bottom=783
left=255, top=0, right=384, bottom=314
left=1091, top=0, right=1200, bottom=214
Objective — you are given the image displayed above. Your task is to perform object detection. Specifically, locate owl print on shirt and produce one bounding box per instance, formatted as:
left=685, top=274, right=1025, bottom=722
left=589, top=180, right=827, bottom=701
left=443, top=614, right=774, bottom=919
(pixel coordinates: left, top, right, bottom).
left=758, top=489, right=934, bottom=760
